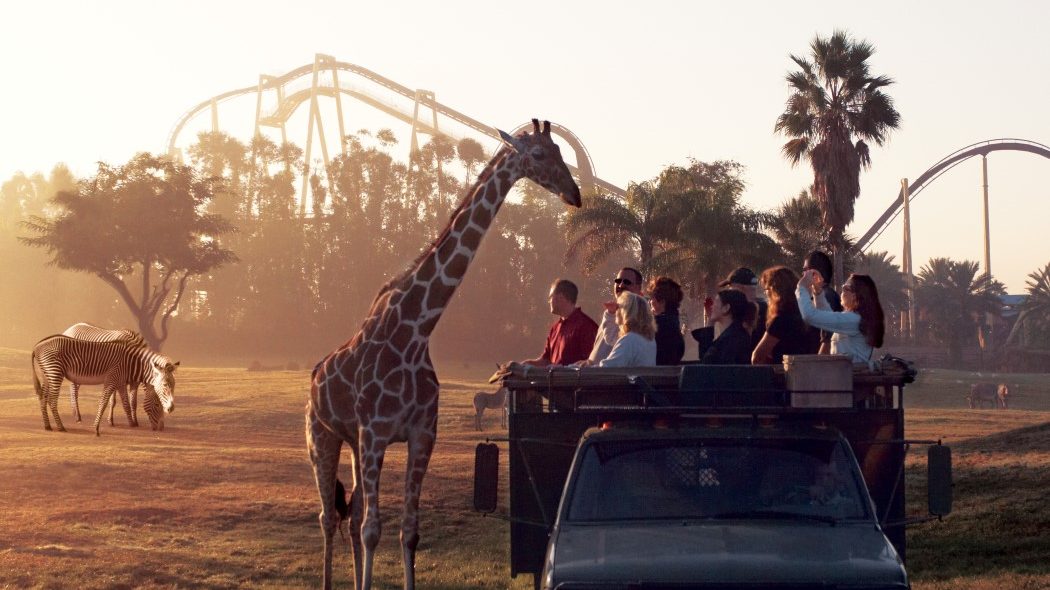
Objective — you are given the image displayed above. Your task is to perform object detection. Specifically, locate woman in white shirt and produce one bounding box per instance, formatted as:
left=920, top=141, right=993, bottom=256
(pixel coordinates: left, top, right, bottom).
left=578, top=292, right=657, bottom=367
left=797, top=271, right=885, bottom=365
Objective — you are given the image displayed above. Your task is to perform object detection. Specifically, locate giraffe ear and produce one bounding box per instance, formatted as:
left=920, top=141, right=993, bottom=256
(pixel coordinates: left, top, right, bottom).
left=497, top=129, right=525, bottom=153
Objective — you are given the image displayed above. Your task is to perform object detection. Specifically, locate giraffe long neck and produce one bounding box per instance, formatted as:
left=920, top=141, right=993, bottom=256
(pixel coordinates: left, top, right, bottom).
left=391, top=148, right=521, bottom=336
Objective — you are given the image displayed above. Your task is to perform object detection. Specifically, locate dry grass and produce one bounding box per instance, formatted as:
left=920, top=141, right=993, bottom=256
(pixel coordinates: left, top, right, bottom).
left=0, top=352, right=1047, bottom=589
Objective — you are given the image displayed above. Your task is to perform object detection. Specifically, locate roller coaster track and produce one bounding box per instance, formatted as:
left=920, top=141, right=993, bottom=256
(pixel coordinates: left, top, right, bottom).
left=166, top=55, right=625, bottom=197
left=856, top=138, right=1050, bottom=252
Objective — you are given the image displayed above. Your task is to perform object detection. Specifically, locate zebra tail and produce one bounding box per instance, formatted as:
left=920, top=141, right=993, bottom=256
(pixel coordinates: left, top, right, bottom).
left=31, top=350, right=42, bottom=400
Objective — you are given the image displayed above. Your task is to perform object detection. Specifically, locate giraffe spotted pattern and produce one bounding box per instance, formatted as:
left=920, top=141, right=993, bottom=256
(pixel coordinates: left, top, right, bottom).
left=306, top=119, right=581, bottom=590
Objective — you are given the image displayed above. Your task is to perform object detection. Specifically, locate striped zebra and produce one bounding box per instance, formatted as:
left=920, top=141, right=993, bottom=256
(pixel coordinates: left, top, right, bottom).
left=62, top=322, right=147, bottom=426
left=31, top=334, right=178, bottom=435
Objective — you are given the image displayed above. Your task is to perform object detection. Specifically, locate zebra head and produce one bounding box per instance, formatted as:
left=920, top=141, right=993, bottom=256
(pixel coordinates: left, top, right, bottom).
left=147, top=359, right=179, bottom=414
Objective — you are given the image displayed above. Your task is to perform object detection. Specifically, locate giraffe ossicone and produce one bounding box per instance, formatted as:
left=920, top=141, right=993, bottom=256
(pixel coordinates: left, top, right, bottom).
left=307, top=119, right=581, bottom=590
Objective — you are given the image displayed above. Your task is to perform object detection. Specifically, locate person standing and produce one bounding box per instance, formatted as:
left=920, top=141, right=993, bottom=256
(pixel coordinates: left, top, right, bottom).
left=752, top=266, right=819, bottom=365
left=802, top=251, right=843, bottom=355
left=700, top=289, right=753, bottom=365
left=647, top=276, right=685, bottom=365
left=523, top=279, right=599, bottom=367
left=588, top=267, right=644, bottom=364
left=596, top=292, right=658, bottom=367
left=797, top=271, right=886, bottom=365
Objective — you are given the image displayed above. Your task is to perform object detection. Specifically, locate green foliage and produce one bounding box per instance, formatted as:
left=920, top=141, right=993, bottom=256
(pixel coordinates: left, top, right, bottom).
left=19, top=153, right=237, bottom=349
left=775, top=30, right=901, bottom=278
left=914, top=258, right=1005, bottom=366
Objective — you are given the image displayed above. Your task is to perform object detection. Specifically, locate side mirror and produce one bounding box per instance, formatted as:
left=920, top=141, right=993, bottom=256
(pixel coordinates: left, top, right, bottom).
left=473, top=443, right=499, bottom=513
left=928, top=445, right=953, bottom=517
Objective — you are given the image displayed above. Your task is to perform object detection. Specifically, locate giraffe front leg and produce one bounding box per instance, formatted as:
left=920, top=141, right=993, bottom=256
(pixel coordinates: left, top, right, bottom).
left=357, top=432, right=387, bottom=590
left=401, top=429, right=436, bottom=590
left=307, top=410, right=343, bottom=590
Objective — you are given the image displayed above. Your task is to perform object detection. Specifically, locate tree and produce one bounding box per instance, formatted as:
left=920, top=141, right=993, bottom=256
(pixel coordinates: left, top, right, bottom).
left=21, top=153, right=237, bottom=350
left=914, top=258, right=1004, bottom=367
left=770, top=189, right=828, bottom=269
left=774, top=30, right=901, bottom=282
left=853, top=251, right=907, bottom=340
left=1005, top=262, right=1050, bottom=348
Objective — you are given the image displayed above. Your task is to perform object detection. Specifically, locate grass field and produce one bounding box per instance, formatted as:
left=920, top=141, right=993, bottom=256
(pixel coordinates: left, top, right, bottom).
left=1, top=348, right=1047, bottom=589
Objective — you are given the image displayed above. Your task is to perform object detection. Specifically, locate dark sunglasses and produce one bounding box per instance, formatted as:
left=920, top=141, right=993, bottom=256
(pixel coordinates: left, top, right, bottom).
left=613, top=278, right=633, bottom=286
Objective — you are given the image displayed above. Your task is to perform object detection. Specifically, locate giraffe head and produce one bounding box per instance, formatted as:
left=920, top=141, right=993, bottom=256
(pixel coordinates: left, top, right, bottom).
left=498, top=119, right=581, bottom=207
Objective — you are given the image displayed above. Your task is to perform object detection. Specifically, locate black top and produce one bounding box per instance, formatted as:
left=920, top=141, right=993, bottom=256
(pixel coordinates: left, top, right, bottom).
left=654, top=311, right=685, bottom=366
left=765, top=310, right=819, bottom=364
left=750, top=300, right=768, bottom=351
left=700, top=321, right=753, bottom=365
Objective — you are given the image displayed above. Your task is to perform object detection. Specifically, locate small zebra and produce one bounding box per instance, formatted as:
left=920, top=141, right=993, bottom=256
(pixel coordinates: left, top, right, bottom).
left=62, top=322, right=147, bottom=426
left=31, top=334, right=178, bottom=435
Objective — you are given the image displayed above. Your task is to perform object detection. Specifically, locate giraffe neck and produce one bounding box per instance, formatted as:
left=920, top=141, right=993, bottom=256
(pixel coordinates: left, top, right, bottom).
left=393, top=148, right=521, bottom=335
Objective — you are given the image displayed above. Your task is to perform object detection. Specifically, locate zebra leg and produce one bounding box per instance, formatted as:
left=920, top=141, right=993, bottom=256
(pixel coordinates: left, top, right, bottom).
left=94, top=383, right=120, bottom=436
left=113, top=384, right=133, bottom=427
left=46, top=377, right=66, bottom=432
left=307, top=410, right=344, bottom=590
left=70, top=382, right=82, bottom=423
left=130, top=385, right=139, bottom=427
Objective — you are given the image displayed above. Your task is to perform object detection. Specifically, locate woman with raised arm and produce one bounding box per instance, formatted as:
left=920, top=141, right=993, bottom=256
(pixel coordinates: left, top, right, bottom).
left=797, top=271, right=885, bottom=365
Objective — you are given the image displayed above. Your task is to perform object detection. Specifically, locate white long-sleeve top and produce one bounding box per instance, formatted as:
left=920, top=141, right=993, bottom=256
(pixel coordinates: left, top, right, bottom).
left=796, top=285, right=876, bottom=365
left=598, top=331, right=657, bottom=367
left=588, top=309, right=619, bottom=362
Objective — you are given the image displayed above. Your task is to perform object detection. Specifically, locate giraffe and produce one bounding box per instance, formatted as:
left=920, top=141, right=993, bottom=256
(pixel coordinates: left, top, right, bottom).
left=306, top=119, right=581, bottom=590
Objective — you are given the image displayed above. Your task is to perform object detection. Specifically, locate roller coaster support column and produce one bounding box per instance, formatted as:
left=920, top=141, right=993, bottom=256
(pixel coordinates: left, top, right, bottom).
left=981, top=155, right=992, bottom=277
left=301, top=54, right=333, bottom=217
left=901, top=178, right=915, bottom=342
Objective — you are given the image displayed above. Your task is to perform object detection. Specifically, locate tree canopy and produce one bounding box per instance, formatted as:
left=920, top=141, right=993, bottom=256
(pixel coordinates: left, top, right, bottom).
left=21, top=153, right=237, bottom=349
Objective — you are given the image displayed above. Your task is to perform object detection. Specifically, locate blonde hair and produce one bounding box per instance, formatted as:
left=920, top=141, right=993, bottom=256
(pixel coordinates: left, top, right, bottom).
left=615, top=292, right=656, bottom=340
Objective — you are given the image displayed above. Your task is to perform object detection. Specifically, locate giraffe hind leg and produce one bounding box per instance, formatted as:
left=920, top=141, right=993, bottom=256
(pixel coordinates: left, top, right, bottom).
left=307, top=411, right=346, bottom=590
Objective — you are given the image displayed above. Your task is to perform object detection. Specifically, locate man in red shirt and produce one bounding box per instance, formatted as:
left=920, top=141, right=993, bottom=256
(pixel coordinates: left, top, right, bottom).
left=524, top=279, right=599, bottom=367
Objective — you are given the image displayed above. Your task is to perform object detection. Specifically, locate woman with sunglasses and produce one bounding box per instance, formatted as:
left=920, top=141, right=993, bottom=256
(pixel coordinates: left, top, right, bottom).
left=797, top=271, right=885, bottom=365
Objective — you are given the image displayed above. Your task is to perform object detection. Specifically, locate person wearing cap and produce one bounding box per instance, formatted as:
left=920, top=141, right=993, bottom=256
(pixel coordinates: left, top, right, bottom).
left=692, top=267, right=767, bottom=358
left=584, top=267, right=644, bottom=364
left=802, top=251, right=843, bottom=355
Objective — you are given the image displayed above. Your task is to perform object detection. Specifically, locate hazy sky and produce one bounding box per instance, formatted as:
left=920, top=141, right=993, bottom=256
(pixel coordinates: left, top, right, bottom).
left=2, top=0, right=1047, bottom=292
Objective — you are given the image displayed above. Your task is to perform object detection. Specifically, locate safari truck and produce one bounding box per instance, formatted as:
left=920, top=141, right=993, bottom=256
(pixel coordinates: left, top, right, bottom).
left=473, top=355, right=953, bottom=590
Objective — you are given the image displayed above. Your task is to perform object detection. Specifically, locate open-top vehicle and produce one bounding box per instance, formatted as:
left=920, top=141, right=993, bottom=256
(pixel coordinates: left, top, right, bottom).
left=474, top=356, right=952, bottom=590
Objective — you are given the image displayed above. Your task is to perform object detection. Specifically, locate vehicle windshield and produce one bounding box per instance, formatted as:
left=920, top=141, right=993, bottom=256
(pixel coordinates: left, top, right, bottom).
left=566, top=436, right=869, bottom=522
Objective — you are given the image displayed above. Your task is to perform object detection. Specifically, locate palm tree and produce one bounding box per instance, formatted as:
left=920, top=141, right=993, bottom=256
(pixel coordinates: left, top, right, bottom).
left=774, top=30, right=901, bottom=282
left=853, top=251, right=907, bottom=340
left=564, top=177, right=679, bottom=273
left=770, top=189, right=828, bottom=269
left=1004, top=262, right=1050, bottom=347
left=914, top=258, right=1005, bottom=367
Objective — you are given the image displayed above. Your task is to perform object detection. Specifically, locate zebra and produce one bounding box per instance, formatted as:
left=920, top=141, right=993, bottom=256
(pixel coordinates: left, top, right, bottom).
left=31, top=334, right=178, bottom=435
left=61, top=322, right=147, bottom=426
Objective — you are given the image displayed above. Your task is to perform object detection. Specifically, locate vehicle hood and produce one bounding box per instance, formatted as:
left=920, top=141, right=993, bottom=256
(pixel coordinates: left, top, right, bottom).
left=550, top=521, right=906, bottom=588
